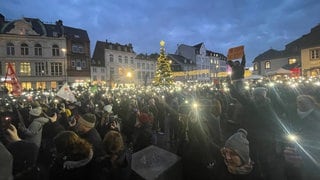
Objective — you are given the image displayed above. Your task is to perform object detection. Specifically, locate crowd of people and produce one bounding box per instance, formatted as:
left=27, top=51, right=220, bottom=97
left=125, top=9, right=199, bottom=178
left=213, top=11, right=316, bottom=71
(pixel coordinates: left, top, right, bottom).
left=0, top=74, right=320, bottom=180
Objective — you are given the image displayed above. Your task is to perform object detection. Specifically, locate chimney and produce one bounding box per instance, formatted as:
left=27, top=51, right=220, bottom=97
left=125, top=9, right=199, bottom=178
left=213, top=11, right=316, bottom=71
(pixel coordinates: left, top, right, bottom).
left=56, top=20, right=64, bottom=36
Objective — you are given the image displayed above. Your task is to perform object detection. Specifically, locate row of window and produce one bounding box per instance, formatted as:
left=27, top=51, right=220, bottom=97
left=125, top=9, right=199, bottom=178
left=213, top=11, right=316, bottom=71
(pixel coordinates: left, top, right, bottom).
left=6, top=43, right=60, bottom=56
left=253, top=58, right=298, bottom=71
left=253, top=49, right=320, bottom=71
left=109, top=54, right=135, bottom=64
left=1, top=62, right=63, bottom=76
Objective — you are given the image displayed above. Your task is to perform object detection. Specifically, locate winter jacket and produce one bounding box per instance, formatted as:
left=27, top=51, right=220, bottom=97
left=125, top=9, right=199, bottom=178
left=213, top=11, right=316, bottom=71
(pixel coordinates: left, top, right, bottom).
left=49, top=149, right=94, bottom=180
left=19, top=117, right=49, bottom=147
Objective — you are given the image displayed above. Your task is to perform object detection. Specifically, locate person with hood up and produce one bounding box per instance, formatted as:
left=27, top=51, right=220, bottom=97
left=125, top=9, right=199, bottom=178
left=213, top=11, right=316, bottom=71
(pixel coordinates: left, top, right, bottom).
left=18, top=101, right=57, bottom=148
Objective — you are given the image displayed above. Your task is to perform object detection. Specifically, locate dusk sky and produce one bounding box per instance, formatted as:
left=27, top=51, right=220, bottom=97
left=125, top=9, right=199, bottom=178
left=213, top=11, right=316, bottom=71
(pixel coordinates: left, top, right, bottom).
left=1, top=0, right=320, bottom=65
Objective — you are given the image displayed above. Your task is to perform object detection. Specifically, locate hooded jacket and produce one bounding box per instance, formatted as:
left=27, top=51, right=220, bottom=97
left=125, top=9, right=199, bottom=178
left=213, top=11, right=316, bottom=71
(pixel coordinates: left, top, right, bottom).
left=49, top=149, right=93, bottom=180
left=19, top=116, right=49, bottom=147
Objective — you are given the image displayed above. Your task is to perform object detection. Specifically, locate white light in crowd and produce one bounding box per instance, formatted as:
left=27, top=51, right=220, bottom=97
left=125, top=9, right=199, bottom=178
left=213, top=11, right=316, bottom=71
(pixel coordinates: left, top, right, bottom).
left=185, top=100, right=189, bottom=104
left=268, top=82, right=275, bottom=87
left=287, top=134, right=298, bottom=142
left=314, top=81, right=320, bottom=86
left=245, top=85, right=250, bottom=90
left=192, top=102, right=198, bottom=109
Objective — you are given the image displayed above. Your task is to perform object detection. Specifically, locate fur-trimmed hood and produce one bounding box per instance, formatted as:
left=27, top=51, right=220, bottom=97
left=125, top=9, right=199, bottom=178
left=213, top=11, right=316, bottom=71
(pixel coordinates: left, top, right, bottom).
left=62, top=149, right=93, bottom=170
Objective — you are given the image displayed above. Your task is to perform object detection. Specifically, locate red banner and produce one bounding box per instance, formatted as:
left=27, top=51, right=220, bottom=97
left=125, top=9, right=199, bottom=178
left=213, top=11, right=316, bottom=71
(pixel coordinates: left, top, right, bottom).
left=5, top=63, right=22, bottom=97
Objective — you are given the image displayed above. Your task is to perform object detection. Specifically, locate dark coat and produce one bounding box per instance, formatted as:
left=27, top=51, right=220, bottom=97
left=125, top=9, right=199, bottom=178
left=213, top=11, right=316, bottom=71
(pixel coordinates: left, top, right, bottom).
left=93, top=149, right=131, bottom=180
left=7, top=140, right=39, bottom=180
left=49, top=150, right=93, bottom=180
left=227, top=55, right=246, bottom=81
left=79, top=128, right=105, bottom=158
left=293, top=109, right=320, bottom=180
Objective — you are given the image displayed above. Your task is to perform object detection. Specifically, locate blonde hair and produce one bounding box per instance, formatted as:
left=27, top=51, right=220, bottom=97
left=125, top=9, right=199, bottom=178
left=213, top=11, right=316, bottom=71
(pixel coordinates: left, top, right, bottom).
left=54, top=131, right=92, bottom=160
left=102, top=130, right=124, bottom=154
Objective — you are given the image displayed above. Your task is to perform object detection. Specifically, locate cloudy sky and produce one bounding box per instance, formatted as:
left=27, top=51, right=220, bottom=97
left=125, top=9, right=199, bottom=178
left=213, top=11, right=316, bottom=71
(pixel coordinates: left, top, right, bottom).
left=1, top=0, right=320, bottom=65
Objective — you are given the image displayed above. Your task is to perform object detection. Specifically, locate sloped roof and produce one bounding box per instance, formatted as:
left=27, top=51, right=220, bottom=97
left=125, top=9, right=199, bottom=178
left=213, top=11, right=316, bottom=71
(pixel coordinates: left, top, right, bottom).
left=286, top=24, right=320, bottom=50
left=64, top=26, right=89, bottom=41
left=206, top=50, right=227, bottom=60
left=0, top=15, right=89, bottom=41
left=254, top=23, right=320, bottom=63
left=253, top=49, right=284, bottom=62
left=193, top=42, right=203, bottom=49
left=1, top=17, right=47, bottom=35
left=92, top=41, right=106, bottom=67
left=167, top=54, right=195, bottom=65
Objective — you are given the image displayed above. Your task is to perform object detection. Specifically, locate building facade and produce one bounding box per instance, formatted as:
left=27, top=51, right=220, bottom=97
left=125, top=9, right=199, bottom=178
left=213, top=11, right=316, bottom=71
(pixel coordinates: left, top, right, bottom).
left=172, top=42, right=227, bottom=82
left=0, top=14, right=91, bottom=90
left=92, top=40, right=136, bottom=86
left=301, top=45, right=320, bottom=76
left=253, top=23, right=320, bottom=77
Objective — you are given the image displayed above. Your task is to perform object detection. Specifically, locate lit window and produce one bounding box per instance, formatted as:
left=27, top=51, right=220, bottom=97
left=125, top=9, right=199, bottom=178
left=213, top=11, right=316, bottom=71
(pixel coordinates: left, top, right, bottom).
left=265, top=61, right=271, bottom=69
left=5, top=63, right=16, bottom=74
left=288, top=58, right=296, bottom=64
left=20, top=62, right=31, bottom=75
left=7, top=43, right=15, bottom=55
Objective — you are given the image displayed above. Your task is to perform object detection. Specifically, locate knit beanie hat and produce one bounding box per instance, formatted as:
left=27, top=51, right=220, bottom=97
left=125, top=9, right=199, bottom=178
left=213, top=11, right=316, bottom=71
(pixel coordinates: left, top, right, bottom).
left=29, top=101, right=42, bottom=116
left=225, top=129, right=250, bottom=164
left=252, top=87, right=267, bottom=97
left=78, top=113, right=96, bottom=128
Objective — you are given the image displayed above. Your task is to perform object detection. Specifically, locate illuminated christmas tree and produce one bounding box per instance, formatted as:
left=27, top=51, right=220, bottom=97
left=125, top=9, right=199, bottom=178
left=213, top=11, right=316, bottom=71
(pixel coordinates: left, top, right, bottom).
left=153, top=40, right=174, bottom=86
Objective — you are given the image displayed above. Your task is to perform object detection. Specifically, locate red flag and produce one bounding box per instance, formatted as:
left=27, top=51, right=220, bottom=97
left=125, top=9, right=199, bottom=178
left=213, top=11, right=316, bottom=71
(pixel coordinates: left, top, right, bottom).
left=5, top=63, right=22, bottom=97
